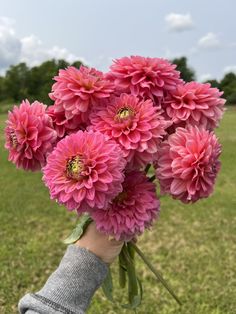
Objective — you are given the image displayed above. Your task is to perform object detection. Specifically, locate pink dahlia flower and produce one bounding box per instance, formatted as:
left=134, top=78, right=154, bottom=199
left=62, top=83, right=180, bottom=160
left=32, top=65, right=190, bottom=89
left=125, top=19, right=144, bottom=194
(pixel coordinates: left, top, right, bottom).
left=5, top=100, right=57, bottom=171
left=47, top=105, right=85, bottom=138
left=155, top=126, right=221, bottom=203
left=89, top=93, right=168, bottom=169
left=163, top=82, right=225, bottom=130
left=92, top=171, right=160, bottom=241
left=49, top=66, right=114, bottom=124
left=43, top=131, right=126, bottom=212
left=108, top=56, right=182, bottom=104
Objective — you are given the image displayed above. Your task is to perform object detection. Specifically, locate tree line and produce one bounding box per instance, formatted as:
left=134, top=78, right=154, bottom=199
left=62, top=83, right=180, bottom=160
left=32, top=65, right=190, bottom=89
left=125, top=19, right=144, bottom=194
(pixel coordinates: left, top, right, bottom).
left=0, top=59, right=83, bottom=106
left=173, top=57, right=236, bottom=105
left=0, top=57, right=235, bottom=107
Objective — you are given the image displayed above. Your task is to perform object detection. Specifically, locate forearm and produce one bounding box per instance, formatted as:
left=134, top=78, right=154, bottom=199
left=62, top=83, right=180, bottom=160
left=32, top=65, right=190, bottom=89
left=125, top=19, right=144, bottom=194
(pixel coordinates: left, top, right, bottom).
left=18, top=245, right=108, bottom=314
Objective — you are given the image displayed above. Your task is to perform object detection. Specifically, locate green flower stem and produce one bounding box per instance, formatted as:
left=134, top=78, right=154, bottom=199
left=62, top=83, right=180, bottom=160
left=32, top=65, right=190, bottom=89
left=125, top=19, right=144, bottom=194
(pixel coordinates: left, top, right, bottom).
left=148, top=175, right=156, bottom=182
left=119, top=263, right=126, bottom=288
left=145, top=163, right=151, bottom=173
left=122, top=244, right=139, bottom=304
left=119, top=251, right=127, bottom=288
left=127, top=241, right=135, bottom=259
left=130, top=242, right=182, bottom=306
left=101, top=267, right=114, bottom=302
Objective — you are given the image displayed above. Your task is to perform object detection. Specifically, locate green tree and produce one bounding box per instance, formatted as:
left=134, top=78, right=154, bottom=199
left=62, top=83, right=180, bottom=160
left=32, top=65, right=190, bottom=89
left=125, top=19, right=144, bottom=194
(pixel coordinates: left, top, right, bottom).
left=27, top=59, right=70, bottom=104
left=4, top=63, right=30, bottom=101
left=219, top=72, right=236, bottom=105
left=57, top=59, right=70, bottom=69
left=28, top=59, right=58, bottom=104
left=220, top=72, right=236, bottom=89
left=171, top=57, right=196, bottom=82
left=205, top=79, right=220, bottom=89
left=0, top=76, right=5, bottom=101
left=0, top=59, right=84, bottom=107
left=72, top=60, right=83, bottom=69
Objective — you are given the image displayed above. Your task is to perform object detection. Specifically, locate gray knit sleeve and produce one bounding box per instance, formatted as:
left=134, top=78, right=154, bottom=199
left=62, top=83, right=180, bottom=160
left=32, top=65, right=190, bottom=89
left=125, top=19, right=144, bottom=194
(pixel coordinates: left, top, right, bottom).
left=18, top=245, right=108, bottom=314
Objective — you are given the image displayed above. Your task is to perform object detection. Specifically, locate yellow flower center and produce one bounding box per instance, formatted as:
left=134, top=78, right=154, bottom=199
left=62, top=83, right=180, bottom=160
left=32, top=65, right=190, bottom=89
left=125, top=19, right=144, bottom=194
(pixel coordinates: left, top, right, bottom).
left=116, top=107, right=134, bottom=120
left=66, top=156, right=84, bottom=180
left=83, top=82, right=93, bottom=90
left=10, top=131, right=18, bottom=148
left=114, top=191, right=128, bottom=204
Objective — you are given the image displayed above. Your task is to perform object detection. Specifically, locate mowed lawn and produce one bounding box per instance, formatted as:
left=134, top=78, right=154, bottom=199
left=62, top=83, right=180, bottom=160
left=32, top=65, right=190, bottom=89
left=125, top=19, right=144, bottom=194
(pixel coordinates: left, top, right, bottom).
left=0, top=108, right=236, bottom=314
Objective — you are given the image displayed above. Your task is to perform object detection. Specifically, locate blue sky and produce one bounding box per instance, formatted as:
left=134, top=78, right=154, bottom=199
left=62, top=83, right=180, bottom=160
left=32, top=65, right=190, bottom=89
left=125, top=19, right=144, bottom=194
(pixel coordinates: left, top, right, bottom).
left=0, top=0, right=235, bottom=80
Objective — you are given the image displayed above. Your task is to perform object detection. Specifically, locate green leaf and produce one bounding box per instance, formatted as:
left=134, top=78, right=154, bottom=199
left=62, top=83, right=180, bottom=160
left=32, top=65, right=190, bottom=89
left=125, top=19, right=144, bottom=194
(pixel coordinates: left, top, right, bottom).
left=122, top=295, right=141, bottom=310
left=101, top=267, right=114, bottom=302
left=122, top=244, right=141, bottom=309
left=119, top=263, right=126, bottom=288
left=119, top=250, right=127, bottom=288
left=137, top=277, right=143, bottom=302
left=63, top=214, right=92, bottom=244
left=121, top=277, right=143, bottom=310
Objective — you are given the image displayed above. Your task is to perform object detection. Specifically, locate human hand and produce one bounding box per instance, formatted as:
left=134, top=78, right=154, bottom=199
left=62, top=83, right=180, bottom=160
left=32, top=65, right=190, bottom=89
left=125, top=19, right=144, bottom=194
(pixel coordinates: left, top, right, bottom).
left=76, top=221, right=124, bottom=264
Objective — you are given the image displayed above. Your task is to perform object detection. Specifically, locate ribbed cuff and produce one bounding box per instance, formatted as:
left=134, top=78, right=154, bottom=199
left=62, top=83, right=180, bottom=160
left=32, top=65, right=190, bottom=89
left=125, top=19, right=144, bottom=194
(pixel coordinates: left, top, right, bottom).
left=19, top=245, right=108, bottom=314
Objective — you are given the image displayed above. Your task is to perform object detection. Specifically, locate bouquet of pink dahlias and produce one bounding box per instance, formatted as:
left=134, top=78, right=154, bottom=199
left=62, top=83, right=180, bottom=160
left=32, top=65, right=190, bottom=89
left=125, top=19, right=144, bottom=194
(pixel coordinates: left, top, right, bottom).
left=5, top=56, right=225, bottom=310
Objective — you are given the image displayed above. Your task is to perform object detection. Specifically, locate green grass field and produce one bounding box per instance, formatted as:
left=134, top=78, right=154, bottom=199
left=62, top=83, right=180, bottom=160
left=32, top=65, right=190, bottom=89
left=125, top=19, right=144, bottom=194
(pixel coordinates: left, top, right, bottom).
left=0, top=108, right=236, bottom=314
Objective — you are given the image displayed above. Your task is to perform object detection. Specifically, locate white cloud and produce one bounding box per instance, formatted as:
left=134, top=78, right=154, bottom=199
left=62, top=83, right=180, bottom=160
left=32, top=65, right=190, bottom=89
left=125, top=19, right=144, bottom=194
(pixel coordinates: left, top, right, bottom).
left=0, top=16, right=85, bottom=71
left=165, top=13, right=194, bottom=32
left=199, top=73, right=213, bottom=82
left=47, top=46, right=82, bottom=64
left=20, top=35, right=45, bottom=66
left=0, top=16, right=16, bottom=33
left=223, top=65, right=236, bottom=74
left=0, top=17, right=21, bottom=69
left=198, top=32, right=221, bottom=49
left=20, top=35, right=86, bottom=67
